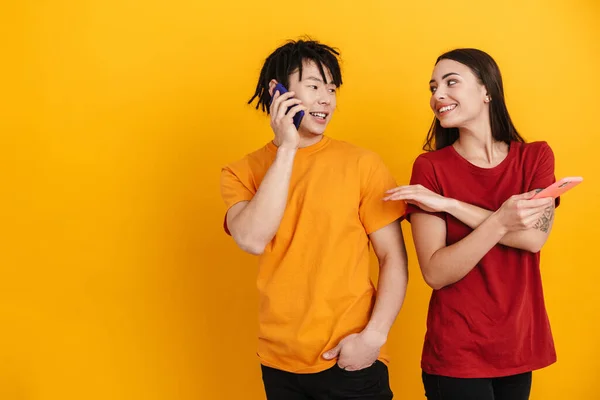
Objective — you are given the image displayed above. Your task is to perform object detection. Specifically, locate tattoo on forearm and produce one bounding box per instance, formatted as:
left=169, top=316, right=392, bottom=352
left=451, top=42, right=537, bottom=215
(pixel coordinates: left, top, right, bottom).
left=533, top=206, right=554, bottom=233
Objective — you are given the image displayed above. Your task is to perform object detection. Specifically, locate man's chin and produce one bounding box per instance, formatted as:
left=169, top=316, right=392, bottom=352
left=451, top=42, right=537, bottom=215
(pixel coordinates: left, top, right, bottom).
left=300, top=127, right=326, bottom=136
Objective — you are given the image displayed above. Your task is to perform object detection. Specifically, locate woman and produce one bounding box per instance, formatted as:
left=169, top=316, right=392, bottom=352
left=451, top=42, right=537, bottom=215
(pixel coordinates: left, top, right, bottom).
left=384, top=49, right=559, bottom=400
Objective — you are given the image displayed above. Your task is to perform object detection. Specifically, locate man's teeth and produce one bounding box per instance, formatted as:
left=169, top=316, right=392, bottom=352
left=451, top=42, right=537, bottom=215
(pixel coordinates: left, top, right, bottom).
left=310, top=112, right=326, bottom=118
left=439, top=105, right=456, bottom=113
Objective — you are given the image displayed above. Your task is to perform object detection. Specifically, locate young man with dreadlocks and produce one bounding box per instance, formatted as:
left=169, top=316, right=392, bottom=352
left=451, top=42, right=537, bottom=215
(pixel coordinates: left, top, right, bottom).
left=220, top=39, right=408, bottom=399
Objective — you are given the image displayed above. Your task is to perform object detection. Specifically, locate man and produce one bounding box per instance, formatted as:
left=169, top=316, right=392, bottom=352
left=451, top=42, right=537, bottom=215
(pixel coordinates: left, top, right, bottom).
left=220, top=38, right=408, bottom=399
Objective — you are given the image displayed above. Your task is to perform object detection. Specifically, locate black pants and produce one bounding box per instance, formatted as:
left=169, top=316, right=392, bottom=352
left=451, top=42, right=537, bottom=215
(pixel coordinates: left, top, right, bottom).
left=422, top=371, right=532, bottom=400
left=261, top=361, right=393, bottom=399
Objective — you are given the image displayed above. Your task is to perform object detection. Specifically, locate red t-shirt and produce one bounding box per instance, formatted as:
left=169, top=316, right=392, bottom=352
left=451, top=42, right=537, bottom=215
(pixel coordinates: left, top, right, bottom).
left=406, top=141, right=558, bottom=378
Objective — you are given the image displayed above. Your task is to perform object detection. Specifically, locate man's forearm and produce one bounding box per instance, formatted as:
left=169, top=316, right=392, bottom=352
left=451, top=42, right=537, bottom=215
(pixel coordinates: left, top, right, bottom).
left=229, top=147, right=296, bottom=253
left=363, top=254, right=408, bottom=343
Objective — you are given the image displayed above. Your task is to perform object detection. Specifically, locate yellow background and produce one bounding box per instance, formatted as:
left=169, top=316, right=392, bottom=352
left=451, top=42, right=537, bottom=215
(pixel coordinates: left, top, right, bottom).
left=2, top=0, right=599, bottom=399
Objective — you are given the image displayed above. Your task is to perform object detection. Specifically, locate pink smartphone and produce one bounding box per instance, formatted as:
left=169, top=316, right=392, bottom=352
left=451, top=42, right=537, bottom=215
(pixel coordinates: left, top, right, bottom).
left=532, top=176, right=583, bottom=199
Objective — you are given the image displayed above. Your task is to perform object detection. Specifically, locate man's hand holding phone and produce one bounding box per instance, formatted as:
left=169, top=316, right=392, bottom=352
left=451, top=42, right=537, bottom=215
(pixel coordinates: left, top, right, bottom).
left=269, top=85, right=307, bottom=149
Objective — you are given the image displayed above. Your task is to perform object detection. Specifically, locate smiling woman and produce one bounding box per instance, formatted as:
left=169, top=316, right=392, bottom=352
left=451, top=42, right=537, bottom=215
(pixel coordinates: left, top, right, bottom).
left=425, top=49, right=526, bottom=152
left=385, top=49, right=561, bottom=400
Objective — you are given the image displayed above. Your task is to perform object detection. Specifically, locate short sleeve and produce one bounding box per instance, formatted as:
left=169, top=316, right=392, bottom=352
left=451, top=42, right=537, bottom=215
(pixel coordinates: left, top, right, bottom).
left=405, top=154, right=445, bottom=222
left=220, top=164, right=256, bottom=234
left=359, top=153, right=407, bottom=235
left=529, top=142, right=560, bottom=208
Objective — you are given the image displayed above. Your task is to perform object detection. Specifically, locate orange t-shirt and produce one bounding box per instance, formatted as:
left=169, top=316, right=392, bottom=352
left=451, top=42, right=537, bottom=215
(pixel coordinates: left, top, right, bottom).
left=220, top=136, right=406, bottom=373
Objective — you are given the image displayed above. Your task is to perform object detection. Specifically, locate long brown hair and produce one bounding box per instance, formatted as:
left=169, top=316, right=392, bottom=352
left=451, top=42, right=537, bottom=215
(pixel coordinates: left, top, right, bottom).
left=424, top=48, right=526, bottom=151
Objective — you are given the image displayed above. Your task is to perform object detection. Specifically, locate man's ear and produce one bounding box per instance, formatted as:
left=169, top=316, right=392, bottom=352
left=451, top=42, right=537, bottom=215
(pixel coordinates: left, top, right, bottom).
left=268, top=79, right=278, bottom=97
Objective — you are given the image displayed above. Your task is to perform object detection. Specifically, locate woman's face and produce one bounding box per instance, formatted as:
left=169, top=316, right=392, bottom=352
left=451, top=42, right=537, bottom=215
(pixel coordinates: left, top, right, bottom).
left=429, top=59, right=490, bottom=129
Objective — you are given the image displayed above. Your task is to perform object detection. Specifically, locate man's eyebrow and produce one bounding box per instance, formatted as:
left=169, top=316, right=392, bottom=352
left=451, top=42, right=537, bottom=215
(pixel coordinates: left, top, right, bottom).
left=305, top=76, right=325, bottom=83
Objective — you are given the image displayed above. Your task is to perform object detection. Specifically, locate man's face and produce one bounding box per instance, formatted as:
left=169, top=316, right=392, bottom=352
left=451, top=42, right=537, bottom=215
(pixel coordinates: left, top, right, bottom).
left=280, top=60, right=337, bottom=136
